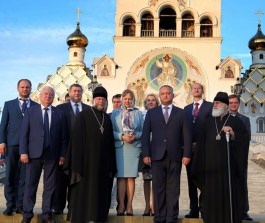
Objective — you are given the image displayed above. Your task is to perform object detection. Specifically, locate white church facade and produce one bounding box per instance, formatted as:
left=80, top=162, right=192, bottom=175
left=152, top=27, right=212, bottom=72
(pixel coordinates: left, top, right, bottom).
left=30, top=0, right=265, bottom=136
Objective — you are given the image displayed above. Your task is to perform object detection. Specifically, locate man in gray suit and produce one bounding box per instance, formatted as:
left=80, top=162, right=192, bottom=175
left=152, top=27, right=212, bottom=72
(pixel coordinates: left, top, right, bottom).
left=229, top=94, right=252, bottom=221
left=0, top=79, right=38, bottom=215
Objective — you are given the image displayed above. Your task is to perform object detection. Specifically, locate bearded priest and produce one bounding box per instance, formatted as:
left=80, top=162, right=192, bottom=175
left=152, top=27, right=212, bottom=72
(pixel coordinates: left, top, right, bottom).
left=191, top=92, right=249, bottom=223
left=64, top=86, right=116, bottom=223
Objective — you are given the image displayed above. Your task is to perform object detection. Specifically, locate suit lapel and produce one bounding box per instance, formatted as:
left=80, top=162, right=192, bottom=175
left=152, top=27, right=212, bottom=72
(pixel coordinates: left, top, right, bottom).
left=14, top=99, right=24, bottom=118
left=50, top=106, right=56, bottom=129
left=167, top=105, right=177, bottom=124
left=187, top=104, right=193, bottom=117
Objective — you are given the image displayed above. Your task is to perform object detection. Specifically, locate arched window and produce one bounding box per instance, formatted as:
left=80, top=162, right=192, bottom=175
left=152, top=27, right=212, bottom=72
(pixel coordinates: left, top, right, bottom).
left=159, top=8, right=176, bottom=37
left=257, top=117, right=265, bottom=133
left=141, top=13, right=154, bottom=37
left=200, top=18, right=213, bottom=37
left=260, top=54, right=264, bottom=59
left=123, top=18, right=136, bottom=36
left=182, top=14, right=194, bottom=37
left=74, top=52, right=78, bottom=57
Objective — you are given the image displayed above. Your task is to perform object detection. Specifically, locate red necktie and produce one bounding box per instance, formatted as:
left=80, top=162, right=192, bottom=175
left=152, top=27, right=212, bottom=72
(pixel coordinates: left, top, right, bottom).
left=193, top=103, right=199, bottom=120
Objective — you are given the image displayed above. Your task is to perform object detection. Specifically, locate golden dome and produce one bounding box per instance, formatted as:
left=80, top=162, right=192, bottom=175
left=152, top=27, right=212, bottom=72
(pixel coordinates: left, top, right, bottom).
left=248, top=24, right=265, bottom=51
left=67, top=22, right=88, bottom=48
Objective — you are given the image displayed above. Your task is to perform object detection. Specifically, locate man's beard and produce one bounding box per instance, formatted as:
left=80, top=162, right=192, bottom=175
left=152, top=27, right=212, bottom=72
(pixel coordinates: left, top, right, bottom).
left=212, top=106, right=226, bottom=117
left=93, top=104, right=104, bottom=111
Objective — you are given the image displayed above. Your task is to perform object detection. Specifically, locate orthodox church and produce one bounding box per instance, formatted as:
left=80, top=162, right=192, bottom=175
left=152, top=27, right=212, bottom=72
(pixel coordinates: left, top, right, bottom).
left=240, top=22, right=265, bottom=134
left=30, top=0, right=265, bottom=134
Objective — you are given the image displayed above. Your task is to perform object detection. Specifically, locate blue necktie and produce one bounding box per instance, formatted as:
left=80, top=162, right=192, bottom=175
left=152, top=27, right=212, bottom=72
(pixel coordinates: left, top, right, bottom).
left=75, top=103, right=80, bottom=116
left=21, top=99, right=28, bottom=114
left=43, top=108, right=50, bottom=149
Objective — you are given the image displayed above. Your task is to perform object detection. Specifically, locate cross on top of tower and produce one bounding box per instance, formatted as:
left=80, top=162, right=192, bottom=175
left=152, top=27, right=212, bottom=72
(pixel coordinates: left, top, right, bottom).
left=75, top=8, right=83, bottom=23
left=256, top=9, right=264, bottom=24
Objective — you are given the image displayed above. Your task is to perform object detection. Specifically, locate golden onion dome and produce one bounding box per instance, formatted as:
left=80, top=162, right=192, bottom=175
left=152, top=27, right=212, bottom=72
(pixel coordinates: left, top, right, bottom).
left=248, top=24, right=265, bottom=51
left=67, top=22, right=88, bottom=48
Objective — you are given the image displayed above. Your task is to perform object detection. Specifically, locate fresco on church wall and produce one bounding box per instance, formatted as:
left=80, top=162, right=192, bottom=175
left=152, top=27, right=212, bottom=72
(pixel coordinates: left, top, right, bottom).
left=126, top=47, right=207, bottom=108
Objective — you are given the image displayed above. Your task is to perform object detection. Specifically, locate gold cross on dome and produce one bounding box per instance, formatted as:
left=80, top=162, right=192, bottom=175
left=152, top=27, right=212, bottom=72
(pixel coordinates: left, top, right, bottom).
left=75, top=8, right=83, bottom=23
left=256, top=9, right=264, bottom=24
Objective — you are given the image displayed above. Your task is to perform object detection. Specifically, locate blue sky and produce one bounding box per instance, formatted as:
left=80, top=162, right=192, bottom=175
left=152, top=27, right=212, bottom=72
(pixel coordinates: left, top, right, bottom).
left=0, top=0, right=264, bottom=111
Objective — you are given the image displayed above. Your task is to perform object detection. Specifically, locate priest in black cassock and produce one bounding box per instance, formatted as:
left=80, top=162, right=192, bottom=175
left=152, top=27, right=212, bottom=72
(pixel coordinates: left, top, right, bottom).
left=64, top=86, right=116, bottom=223
left=191, top=92, right=249, bottom=223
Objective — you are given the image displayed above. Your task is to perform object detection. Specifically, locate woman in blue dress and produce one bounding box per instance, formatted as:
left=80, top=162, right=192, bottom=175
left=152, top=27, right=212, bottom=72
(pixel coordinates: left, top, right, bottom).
left=111, top=89, right=143, bottom=216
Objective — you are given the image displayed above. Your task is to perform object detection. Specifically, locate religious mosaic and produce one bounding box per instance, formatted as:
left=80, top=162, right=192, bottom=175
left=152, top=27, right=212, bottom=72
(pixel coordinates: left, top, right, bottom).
left=126, top=47, right=207, bottom=108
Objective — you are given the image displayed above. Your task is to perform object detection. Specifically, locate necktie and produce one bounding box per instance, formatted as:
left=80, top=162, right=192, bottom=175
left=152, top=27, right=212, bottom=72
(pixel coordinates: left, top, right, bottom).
left=21, top=99, right=28, bottom=114
left=163, top=107, right=169, bottom=124
left=193, top=103, right=199, bottom=120
left=43, top=108, right=50, bottom=149
left=75, top=103, right=80, bottom=116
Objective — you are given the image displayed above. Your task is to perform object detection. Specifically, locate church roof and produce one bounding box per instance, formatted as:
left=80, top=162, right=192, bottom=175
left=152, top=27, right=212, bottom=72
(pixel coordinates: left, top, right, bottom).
left=67, top=22, right=88, bottom=48
left=248, top=24, right=265, bottom=51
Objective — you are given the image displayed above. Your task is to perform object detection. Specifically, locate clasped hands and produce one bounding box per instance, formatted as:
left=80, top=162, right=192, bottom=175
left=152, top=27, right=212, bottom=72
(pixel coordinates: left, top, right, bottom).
left=122, top=133, right=136, bottom=144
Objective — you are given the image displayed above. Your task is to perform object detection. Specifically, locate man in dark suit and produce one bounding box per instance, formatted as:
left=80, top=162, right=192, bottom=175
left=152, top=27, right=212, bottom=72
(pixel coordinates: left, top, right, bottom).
left=52, top=84, right=90, bottom=214
left=229, top=94, right=252, bottom=221
left=19, top=86, right=67, bottom=223
left=0, top=79, right=38, bottom=215
left=184, top=83, right=213, bottom=218
left=142, top=85, right=191, bottom=223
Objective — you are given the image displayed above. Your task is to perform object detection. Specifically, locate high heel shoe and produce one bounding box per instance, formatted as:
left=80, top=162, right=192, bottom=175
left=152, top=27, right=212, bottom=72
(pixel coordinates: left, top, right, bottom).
left=142, top=209, right=151, bottom=216
left=126, top=212, right=134, bottom=216
left=117, top=208, right=125, bottom=216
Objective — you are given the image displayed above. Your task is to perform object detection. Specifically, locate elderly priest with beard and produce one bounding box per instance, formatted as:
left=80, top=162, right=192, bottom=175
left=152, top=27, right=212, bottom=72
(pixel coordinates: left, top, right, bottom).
left=64, top=86, right=116, bottom=223
left=191, top=92, right=249, bottom=223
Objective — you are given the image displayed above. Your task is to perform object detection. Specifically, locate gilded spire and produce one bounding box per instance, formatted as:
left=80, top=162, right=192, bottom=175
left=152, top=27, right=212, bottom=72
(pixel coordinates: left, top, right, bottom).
left=66, top=8, right=88, bottom=48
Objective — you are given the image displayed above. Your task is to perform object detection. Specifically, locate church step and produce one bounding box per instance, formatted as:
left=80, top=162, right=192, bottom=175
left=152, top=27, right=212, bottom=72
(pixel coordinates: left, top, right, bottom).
left=0, top=215, right=263, bottom=223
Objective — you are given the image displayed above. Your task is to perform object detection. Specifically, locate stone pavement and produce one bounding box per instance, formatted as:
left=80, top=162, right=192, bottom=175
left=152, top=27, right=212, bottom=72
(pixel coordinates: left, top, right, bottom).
left=0, top=149, right=264, bottom=221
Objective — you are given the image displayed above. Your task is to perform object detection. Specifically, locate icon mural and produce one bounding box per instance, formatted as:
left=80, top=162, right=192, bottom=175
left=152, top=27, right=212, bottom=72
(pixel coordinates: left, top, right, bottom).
left=126, top=48, right=207, bottom=108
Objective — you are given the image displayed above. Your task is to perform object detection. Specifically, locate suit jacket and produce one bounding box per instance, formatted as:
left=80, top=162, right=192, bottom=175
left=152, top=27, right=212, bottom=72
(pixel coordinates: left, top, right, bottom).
left=184, top=100, right=213, bottom=143
left=142, top=105, right=191, bottom=161
left=56, top=102, right=90, bottom=142
left=0, top=98, right=38, bottom=146
left=111, top=108, right=143, bottom=149
left=19, top=105, right=67, bottom=160
left=236, top=113, right=251, bottom=141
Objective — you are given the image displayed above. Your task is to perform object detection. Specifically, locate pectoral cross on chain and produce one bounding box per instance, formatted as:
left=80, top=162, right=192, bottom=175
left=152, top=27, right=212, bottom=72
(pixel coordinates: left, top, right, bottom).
left=100, top=126, right=104, bottom=134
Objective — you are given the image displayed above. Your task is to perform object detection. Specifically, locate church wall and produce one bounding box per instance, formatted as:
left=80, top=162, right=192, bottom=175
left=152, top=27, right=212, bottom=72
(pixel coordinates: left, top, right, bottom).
left=101, top=0, right=226, bottom=109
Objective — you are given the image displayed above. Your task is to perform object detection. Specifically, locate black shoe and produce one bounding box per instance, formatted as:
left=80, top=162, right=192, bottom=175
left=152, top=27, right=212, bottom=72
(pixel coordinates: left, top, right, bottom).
left=21, top=218, right=31, bottom=223
left=16, top=207, right=23, bottom=214
left=117, top=212, right=125, bottom=216
left=3, top=207, right=14, bottom=216
left=142, top=209, right=151, bottom=216
left=126, top=212, right=133, bottom=216
left=52, top=210, right=63, bottom=215
left=242, top=213, right=253, bottom=221
left=42, top=216, right=54, bottom=223
left=185, top=211, right=199, bottom=218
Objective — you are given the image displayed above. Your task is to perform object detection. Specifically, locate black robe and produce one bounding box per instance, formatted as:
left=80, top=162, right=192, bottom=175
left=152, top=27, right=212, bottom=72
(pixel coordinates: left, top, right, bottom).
left=64, top=108, right=116, bottom=223
left=191, top=114, right=249, bottom=223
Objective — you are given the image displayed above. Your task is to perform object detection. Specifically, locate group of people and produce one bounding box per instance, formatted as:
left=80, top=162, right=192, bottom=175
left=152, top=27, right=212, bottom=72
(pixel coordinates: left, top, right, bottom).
left=0, top=79, right=252, bottom=223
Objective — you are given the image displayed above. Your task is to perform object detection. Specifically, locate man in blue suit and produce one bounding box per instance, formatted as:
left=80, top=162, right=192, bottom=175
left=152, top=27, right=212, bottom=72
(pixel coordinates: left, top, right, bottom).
left=184, top=83, right=212, bottom=218
left=19, top=86, right=67, bottom=223
left=142, top=85, right=191, bottom=223
left=229, top=94, right=252, bottom=221
left=52, top=84, right=90, bottom=215
left=0, top=79, right=38, bottom=215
